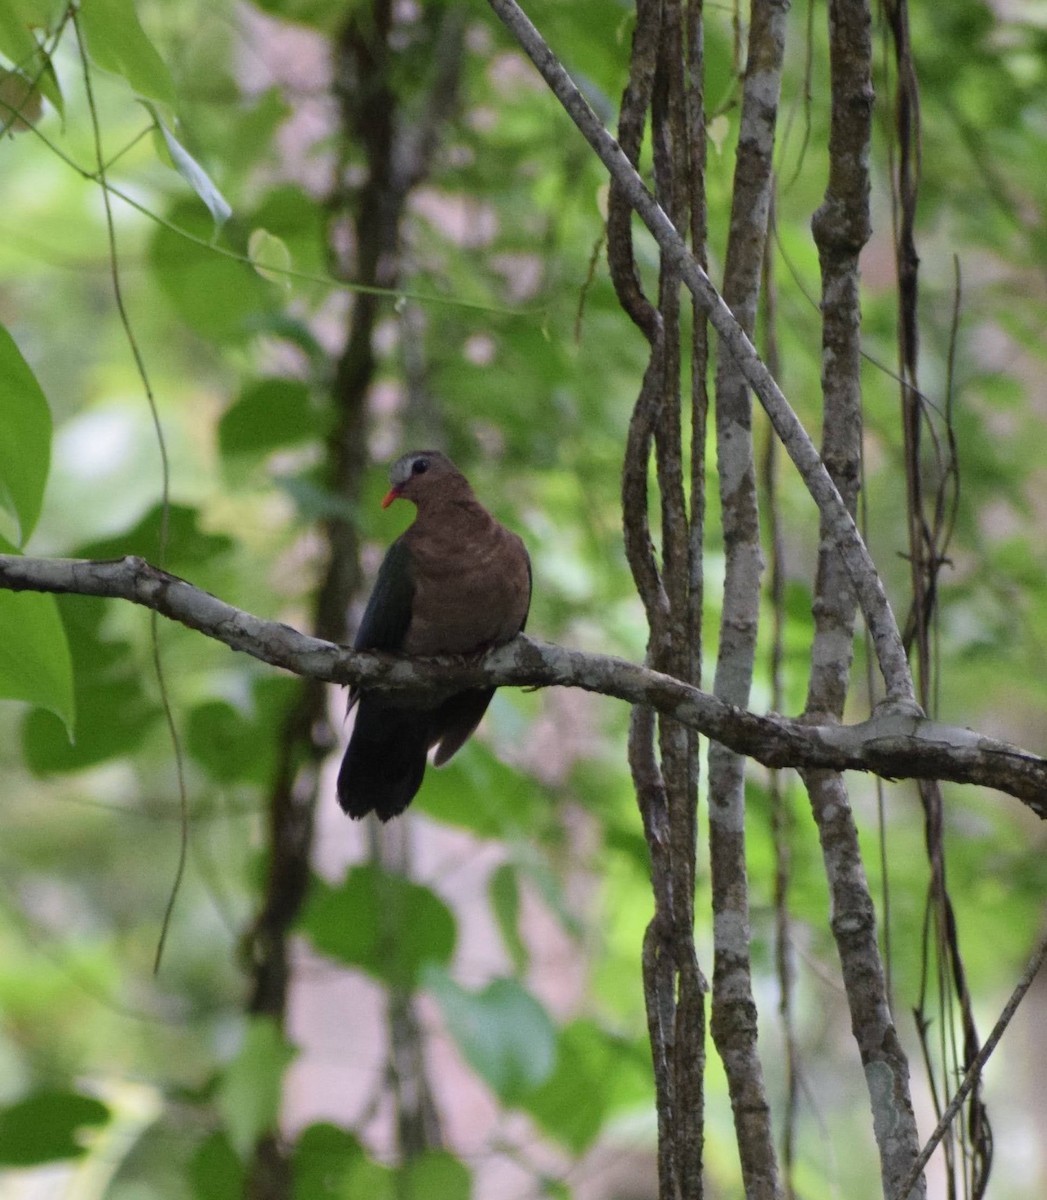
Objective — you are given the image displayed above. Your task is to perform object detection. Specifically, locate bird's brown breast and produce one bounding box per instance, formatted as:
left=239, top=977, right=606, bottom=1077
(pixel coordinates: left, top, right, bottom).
left=401, top=503, right=530, bottom=656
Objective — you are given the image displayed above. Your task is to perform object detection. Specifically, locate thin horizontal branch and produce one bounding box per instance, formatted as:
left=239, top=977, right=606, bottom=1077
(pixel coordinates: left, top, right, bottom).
left=1, top=553, right=1044, bottom=817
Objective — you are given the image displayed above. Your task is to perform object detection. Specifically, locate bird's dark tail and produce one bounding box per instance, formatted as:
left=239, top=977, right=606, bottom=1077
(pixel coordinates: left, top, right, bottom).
left=337, top=698, right=431, bottom=821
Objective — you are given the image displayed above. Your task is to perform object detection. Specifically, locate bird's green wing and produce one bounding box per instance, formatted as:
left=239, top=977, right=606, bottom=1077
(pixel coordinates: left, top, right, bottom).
left=354, top=536, right=415, bottom=652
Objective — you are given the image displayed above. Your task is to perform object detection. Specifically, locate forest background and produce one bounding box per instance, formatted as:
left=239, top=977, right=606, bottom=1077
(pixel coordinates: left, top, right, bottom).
left=0, top=1, right=1045, bottom=1199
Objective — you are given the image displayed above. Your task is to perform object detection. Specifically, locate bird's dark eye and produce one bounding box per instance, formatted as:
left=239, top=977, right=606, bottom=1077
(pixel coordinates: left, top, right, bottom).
left=411, top=457, right=430, bottom=476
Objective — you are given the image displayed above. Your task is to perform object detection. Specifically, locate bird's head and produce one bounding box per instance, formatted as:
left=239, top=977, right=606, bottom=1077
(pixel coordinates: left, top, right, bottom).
left=382, top=450, right=465, bottom=509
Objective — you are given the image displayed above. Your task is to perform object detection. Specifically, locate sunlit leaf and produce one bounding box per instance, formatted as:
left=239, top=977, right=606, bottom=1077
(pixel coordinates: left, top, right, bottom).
left=0, top=0, right=38, bottom=66
left=248, top=227, right=292, bottom=286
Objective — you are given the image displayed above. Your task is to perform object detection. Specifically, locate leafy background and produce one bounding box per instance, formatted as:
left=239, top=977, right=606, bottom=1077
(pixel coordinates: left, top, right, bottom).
left=0, top=0, right=1046, bottom=1197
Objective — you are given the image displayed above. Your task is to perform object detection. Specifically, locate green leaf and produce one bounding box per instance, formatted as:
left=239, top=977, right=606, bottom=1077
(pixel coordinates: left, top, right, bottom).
left=401, top=1150, right=471, bottom=1200
left=0, top=0, right=62, bottom=113
left=190, top=1131, right=246, bottom=1200
left=0, top=323, right=52, bottom=546
left=0, top=0, right=39, bottom=66
left=416, top=740, right=550, bottom=837
left=293, top=1124, right=395, bottom=1200
left=0, top=1, right=64, bottom=112
left=426, top=970, right=556, bottom=1104
left=149, top=200, right=274, bottom=343
left=148, top=106, right=233, bottom=230
left=78, top=0, right=175, bottom=105
left=216, top=1017, right=297, bottom=1159
left=18, top=504, right=229, bottom=768
left=186, top=700, right=262, bottom=784
left=248, top=227, right=292, bottom=285
left=77, top=502, right=233, bottom=569
left=300, top=864, right=456, bottom=990
left=521, top=1019, right=649, bottom=1153
left=0, top=561, right=74, bottom=737
left=0, top=1090, right=109, bottom=1164
left=219, top=378, right=319, bottom=459
left=186, top=679, right=294, bottom=785
left=489, top=863, right=528, bottom=974
left=21, top=595, right=160, bottom=771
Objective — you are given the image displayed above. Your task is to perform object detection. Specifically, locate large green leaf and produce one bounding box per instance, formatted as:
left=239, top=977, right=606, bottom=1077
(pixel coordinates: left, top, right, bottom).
left=0, top=1090, right=109, bottom=1164
left=426, top=969, right=556, bottom=1105
left=16, top=502, right=230, bottom=764
left=78, top=0, right=175, bottom=105
left=21, top=594, right=160, bottom=770
left=300, top=864, right=456, bottom=990
left=0, top=556, right=74, bottom=737
left=216, top=1017, right=297, bottom=1159
left=0, top=323, right=51, bottom=546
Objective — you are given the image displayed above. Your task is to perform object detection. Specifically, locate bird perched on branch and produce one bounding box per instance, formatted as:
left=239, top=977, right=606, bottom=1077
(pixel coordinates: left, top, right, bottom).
left=338, top=450, right=532, bottom=821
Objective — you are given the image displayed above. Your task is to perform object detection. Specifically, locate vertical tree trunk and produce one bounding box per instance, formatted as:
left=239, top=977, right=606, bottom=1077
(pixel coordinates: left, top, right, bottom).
left=707, top=3, right=788, bottom=1196
left=804, top=1, right=926, bottom=1196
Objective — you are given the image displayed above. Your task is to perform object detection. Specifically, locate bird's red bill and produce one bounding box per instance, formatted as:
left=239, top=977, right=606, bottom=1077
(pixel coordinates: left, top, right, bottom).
left=381, top=487, right=400, bottom=509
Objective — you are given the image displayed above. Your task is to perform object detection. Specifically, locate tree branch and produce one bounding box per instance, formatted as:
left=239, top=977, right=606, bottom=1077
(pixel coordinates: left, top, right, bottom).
left=2, top=553, right=1045, bottom=816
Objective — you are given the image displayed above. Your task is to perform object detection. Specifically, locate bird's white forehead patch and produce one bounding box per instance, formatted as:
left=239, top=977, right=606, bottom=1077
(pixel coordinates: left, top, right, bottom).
left=388, top=450, right=442, bottom=487
left=388, top=455, right=417, bottom=487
